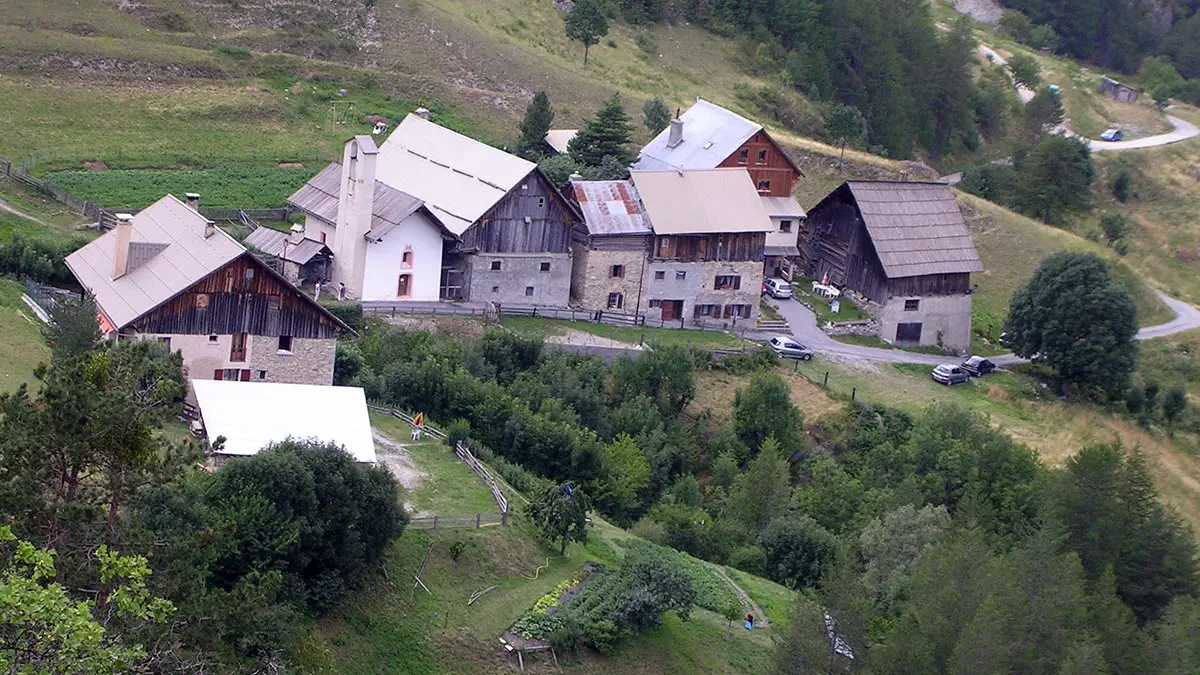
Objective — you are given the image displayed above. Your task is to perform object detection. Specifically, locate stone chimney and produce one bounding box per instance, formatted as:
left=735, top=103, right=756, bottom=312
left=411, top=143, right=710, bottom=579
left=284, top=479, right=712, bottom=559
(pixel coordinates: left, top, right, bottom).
left=204, top=220, right=216, bottom=238
left=414, top=107, right=430, bottom=121
left=333, top=136, right=378, bottom=292
left=289, top=223, right=305, bottom=245
left=112, top=214, right=134, bottom=279
left=666, top=118, right=684, bottom=149
left=185, top=193, right=200, bottom=211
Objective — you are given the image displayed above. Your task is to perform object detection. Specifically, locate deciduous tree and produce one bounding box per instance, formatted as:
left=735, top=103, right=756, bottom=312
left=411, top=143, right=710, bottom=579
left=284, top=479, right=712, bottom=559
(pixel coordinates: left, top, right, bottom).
left=642, top=97, right=671, bottom=135
left=527, top=482, right=590, bottom=555
left=564, top=0, right=608, bottom=66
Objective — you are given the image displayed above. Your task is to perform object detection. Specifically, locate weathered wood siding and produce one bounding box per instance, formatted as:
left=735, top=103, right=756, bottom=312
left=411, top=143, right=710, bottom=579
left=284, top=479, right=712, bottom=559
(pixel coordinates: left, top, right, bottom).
left=716, top=129, right=800, bottom=197
left=653, top=233, right=765, bottom=262
left=592, top=234, right=653, bottom=252
left=459, top=170, right=576, bottom=253
left=132, top=254, right=340, bottom=338
left=802, top=187, right=890, bottom=301
left=887, top=273, right=971, bottom=297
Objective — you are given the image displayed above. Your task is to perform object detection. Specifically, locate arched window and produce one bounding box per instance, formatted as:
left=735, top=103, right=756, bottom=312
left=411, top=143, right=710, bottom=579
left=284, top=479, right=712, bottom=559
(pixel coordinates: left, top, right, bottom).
left=397, top=274, right=412, bottom=298
left=401, top=248, right=414, bottom=268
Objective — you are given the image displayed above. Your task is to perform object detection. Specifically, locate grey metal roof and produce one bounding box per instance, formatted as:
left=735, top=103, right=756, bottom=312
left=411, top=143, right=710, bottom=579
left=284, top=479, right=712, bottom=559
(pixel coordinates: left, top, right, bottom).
left=843, top=181, right=983, bottom=278
left=631, top=169, right=774, bottom=235
left=570, top=180, right=651, bottom=236
left=374, top=113, right=537, bottom=234
left=760, top=196, right=807, bottom=218
left=545, top=129, right=578, bottom=155
left=764, top=245, right=801, bottom=257
left=633, top=99, right=762, bottom=171
left=244, top=227, right=330, bottom=264
left=286, top=162, right=427, bottom=238
left=64, top=195, right=245, bottom=329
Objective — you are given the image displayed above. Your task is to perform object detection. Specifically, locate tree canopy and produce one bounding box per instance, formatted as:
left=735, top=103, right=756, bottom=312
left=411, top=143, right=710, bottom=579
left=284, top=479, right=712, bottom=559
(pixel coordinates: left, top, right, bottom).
left=564, top=0, right=608, bottom=65
left=568, top=94, right=636, bottom=170
left=517, top=91, right=554, bottom=160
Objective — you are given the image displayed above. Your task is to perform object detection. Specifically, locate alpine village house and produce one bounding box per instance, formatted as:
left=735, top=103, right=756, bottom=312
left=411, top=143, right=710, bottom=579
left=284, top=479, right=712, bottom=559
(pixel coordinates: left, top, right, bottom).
left=800, top=181, right=983, bottom=353
left=569, top=169, right=774, bottom=327
left=64, top=194, right=351, bottom=399
left=633, top=98, right=807, bottom=281
left=286, top=110, right=579, bottom=306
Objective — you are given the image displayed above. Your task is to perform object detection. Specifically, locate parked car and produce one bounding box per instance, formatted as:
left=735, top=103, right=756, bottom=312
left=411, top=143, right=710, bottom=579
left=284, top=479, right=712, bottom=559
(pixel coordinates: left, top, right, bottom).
left=960, top=356, right=997, bottom=377
left=769, top=336, right=813, bottom=360
left=931, top=363, right=970, bottom=386
left=1100, top=128, right=1124, bottom=142
left=762, top=278, right=793, bottom=299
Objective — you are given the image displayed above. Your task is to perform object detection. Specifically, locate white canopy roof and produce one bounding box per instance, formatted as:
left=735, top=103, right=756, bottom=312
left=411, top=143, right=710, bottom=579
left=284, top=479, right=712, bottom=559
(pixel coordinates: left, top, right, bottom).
left=194, top=380, right=377, bottom=463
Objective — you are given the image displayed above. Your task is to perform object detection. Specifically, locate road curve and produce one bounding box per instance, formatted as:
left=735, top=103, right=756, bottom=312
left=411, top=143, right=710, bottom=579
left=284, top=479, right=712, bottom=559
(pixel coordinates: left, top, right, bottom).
left=1088, top=115, right=1200, bottom=151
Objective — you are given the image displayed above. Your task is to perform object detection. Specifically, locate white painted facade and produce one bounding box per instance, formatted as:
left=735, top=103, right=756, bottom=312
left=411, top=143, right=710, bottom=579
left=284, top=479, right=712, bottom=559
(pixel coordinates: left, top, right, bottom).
left=764, top=216, right=801, bottom=250
left=361, top=210, right=444, bottom=301
left=301, top=215, right=336, bottom=248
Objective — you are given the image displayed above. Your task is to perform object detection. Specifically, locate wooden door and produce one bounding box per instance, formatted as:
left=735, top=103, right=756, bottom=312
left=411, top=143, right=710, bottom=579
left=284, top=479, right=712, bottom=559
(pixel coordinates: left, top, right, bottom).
left=662, top=300, right=682, bottom=321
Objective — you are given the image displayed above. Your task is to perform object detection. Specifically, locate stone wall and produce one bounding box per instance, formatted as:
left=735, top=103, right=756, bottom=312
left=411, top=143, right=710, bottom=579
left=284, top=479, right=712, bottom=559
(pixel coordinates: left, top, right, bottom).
left=644, top=259, right=764, bottom=325
left=572, top=248, right=647, bottom=313
left=877, top=294, right=972, bottom=354
left=824, top=319, right=879, bottom=337
left=467, top=252, right=571, bottom=306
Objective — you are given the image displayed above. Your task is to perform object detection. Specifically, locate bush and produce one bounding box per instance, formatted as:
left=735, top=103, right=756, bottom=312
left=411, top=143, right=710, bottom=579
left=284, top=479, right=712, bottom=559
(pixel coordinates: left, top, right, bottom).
left=1112, top=167, right=1133, bottom=202
left=215, top=44, right=252, bottom=59
left=333, top=342, right=363, bottom=385
left=320, top=300, right=363, bottom=332
left=635, top=32, right=657, bottom=56
left=729, top=546, right=766, bottom=576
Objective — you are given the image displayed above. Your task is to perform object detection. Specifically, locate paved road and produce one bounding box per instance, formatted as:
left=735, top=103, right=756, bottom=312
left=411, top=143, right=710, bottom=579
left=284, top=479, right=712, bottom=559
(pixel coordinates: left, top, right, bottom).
left=1138, top=292, right=1200, bottom=339
left=1087, top=115, right=1200, bottom=151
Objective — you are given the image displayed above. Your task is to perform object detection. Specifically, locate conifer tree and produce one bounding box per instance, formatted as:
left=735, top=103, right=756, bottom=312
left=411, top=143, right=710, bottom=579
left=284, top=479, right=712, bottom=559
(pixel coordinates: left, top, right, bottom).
left=567, top=94, right=636, bottom=170
left=516, top=91, right=554, bottom=160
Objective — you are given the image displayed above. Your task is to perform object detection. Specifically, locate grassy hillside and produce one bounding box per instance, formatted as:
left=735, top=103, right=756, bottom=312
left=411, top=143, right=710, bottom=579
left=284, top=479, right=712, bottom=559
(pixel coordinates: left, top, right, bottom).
left=291, top=418, right=795, bottom=674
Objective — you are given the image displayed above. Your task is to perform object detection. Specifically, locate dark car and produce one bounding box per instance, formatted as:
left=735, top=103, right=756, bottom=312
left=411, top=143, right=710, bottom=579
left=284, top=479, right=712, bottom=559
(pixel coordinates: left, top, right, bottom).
left=931, top=364, right=970, bottom=386
left=960, top=356, right=997, bottom=377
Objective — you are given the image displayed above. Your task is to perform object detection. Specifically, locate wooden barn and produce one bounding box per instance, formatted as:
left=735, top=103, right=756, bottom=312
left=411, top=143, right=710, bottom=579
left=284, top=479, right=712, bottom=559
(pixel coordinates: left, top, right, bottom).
left=800, top=181, right=983, bottom=353
left=65, top=194, right=349, bottom=399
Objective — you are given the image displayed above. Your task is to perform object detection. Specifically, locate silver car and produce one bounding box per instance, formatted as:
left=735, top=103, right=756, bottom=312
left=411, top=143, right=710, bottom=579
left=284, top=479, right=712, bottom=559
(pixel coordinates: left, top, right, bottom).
left=762, top=278, right=793, bottom=299
left=931, top=364, right=970, bottom=386
left=769, top=336, right=813, bottom=360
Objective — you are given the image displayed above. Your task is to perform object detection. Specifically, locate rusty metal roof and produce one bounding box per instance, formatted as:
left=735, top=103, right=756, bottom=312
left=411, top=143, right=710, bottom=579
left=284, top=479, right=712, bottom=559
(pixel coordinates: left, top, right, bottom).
left=570, top=180, right=651, bottom=236
left=630, top=169, right=774, bottom=235
left=842, top=181, right=983, bottom=278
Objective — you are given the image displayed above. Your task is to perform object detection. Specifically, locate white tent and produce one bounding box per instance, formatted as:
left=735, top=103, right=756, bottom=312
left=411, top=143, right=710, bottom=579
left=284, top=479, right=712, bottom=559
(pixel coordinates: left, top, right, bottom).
left=193, top=380, right=376, bottom=463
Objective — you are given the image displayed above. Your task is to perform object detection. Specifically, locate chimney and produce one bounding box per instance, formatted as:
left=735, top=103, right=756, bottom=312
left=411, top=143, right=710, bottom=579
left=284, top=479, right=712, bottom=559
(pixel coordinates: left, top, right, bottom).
left=666, top=118, right=684, bottom=149
left=414, top=107, right=430, bottom=121
left=112, top=214, right=134, bottom=279
left=185, top=193, right=200, bottom=211
left=289, top=223, right=305, bottom=245
left=568, top=172, right=583, bottom=181
left=204, top=220, right=216, bottom=238
left=333, top=136, right=378, bottom=292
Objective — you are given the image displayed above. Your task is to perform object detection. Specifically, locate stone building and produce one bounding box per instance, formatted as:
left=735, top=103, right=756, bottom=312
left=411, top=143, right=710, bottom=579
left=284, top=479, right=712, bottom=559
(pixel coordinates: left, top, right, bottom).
left=568, top=180, right=653, bottom=314
left=800, top=181, right=983, bottom=353
left=64, top=194, right=350, bottom=400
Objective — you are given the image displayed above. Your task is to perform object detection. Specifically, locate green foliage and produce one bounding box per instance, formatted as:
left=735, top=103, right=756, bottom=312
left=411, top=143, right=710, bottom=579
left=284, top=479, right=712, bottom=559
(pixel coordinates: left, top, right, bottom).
left=1162, top=385, right=1188, bottom=430
left=725, top=440, right=791, bottom=533
left=611, top=547, right=695, bottom=631
left=567, top=94, right=636, bottom=168
left=1099, top=213, right=1129, bottom=245
left=634, top=31, right=658, bottom=57
left=642, top=97, right=671, bottom=135
left=516, top=91, right=554, bottom=160
left=732, top=372, right=804, bottom=455
left=333, top=341, right=363, bottom=385
left=214, top=44, right=252, bottom=60
left=527, top=482, right=590, bottom=555
left=999, top=9, right=1035, bottom=44
left=609, top=344, right=694, bottom=416
left=1024, top=86, right=1066, bottom=140
left=46, top=167, right=320, bottom=210
left=1005, top=252, right=1137, bottom=398
left=43, top=293, right=102, bottom=364
left=538, top=154, right=583, bottom=186
left=564, top=0, right=609, bottom=65
left=757, top=516, right=840, bottom=589
left=319, top=300, right=363, bottom=332
left=1139, top=56, right=1186, bottom=106
left=0, top=233, right=87, bottom=286
left=1111, top=166, right=1132, bottom=203
left=593, top=434, right=651, bottom=523
left=824, top=104, right=865, bottom=148
left=1013, top=135, right=1094, bottom=225
left=859, top=504, right=949, bottom=608
left=1006, top=52, right=1043, bottom=90
left=0, top=526, right=174, bottom=673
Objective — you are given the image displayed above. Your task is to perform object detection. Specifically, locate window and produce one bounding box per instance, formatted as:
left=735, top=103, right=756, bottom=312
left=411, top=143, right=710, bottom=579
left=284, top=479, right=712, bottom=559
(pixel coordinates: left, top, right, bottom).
left=256, top=370, right=268, bottom=381
left=756, top=179, right=771, bottom=192
left=694, top=304, right=717, bottom=317
left=397, top=273, right=412, bottom=298
left=320, top=231, right=327, bottom=244
left=158, top=336, right=171, bottom=349
left=401, top=250, right=413, bottom=267
left=245, top=267, right=255, bottom=280
left=207, top=334, right=219, bottom=345
left=611, top=264, right=625, bottom=278
left=537, top=197, right=546, bottom=209
left=230, top=332, right=247, bottom=362
left=490, top=260, right=502, bottom=271
left=214, top=368, right=250, bottom=381
left=492, top=286, right=500, bottom=293
left=607, top=292, right=624, bottom=309
left=737, top=148, right=749, bottom=165
left=714, top=274, right=741, bottom=290
left=278, top=336, right=293, bottom=353
left=722, top=304, right=752, bottom=319
left=779, top=219, right=793, bottom=233
left=675, top=271, right=686, bottom=280
left=904, top=299, right=920, bottom=311
left=756, top=149, right=767, bottom=165
left=654, top=270, right=665, bottom=280
left=525, top=286, right=534, bottom=297
left=649, top=299, right=662, bottom=308
left=540, top=261, right=552, bottom=272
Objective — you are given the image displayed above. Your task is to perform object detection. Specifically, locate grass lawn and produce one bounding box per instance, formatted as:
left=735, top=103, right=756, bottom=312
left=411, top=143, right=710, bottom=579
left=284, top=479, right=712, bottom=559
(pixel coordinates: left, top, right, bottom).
left=759, top=299, right=782, bottom=321
left=371, top=412, right=500, bottom=516
left=0, top=279, right=49, bottom=394
left=831, top=333, right=949, bottom=355
left=790, top=277, right=869, bottom=323
left=0, top=176, right=97, bottom=242
left=500, top=315, right=747, bottom=349
left=45, top=166, right=321, bottom=210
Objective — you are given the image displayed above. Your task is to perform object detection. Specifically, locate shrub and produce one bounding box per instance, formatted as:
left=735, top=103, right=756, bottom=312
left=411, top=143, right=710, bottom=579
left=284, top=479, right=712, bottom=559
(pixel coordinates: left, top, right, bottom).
left=729, top=546, right=766, bottom=576
left=333, top=342, right=363, bottom=385
left=1112, top=167, right=1133, bottom=202
left=215, top=44, right=252, bottom=60
left=320, top=300, right=363, bottom=332
left=635, top=32, right=657, bottom=55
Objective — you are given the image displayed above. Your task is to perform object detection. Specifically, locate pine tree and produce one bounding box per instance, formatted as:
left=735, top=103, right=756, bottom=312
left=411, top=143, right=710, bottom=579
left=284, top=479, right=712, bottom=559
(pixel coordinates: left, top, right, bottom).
left=567, top=94, right=636, bottom=168
left=516, top=91, right=554, bottom=160
left=642, top=97, right=670, bottom=135
left=564, top=0, right=608, bottom=66
left=1087, top=566, right=1150, bottom=673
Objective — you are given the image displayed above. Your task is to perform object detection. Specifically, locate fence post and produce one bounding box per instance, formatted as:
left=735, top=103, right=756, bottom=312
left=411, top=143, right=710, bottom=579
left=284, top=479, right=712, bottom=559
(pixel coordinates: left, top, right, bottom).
left=476, top=513, right=481, bottom=529
left=851, top=387, right=856, bottom=402
left=824, top=371, right=829, bottom=387
left=502, top=510, right=509, bottom=527
left=433, top=515, right=439, bottom=530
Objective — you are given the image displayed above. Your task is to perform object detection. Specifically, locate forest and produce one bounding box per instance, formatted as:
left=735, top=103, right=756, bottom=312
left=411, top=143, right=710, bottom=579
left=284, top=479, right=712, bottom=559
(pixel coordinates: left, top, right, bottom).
left=337, top=321, right=1200, bottom=672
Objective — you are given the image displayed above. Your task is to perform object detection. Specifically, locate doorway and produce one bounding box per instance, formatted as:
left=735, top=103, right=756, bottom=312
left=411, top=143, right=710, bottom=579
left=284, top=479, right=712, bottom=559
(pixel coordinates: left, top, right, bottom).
left=661, top=300, right=684, bottom=321
left=896, top=322, right=923, bottom=345
left=397, top=274, right=412, bottom=298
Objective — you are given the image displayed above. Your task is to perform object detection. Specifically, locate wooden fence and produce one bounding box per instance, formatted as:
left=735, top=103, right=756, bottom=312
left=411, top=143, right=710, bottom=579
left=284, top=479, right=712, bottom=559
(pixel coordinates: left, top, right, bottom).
left=408, top=513, right=507, bottom=530
left=369, top=405, right=510, bottom=522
